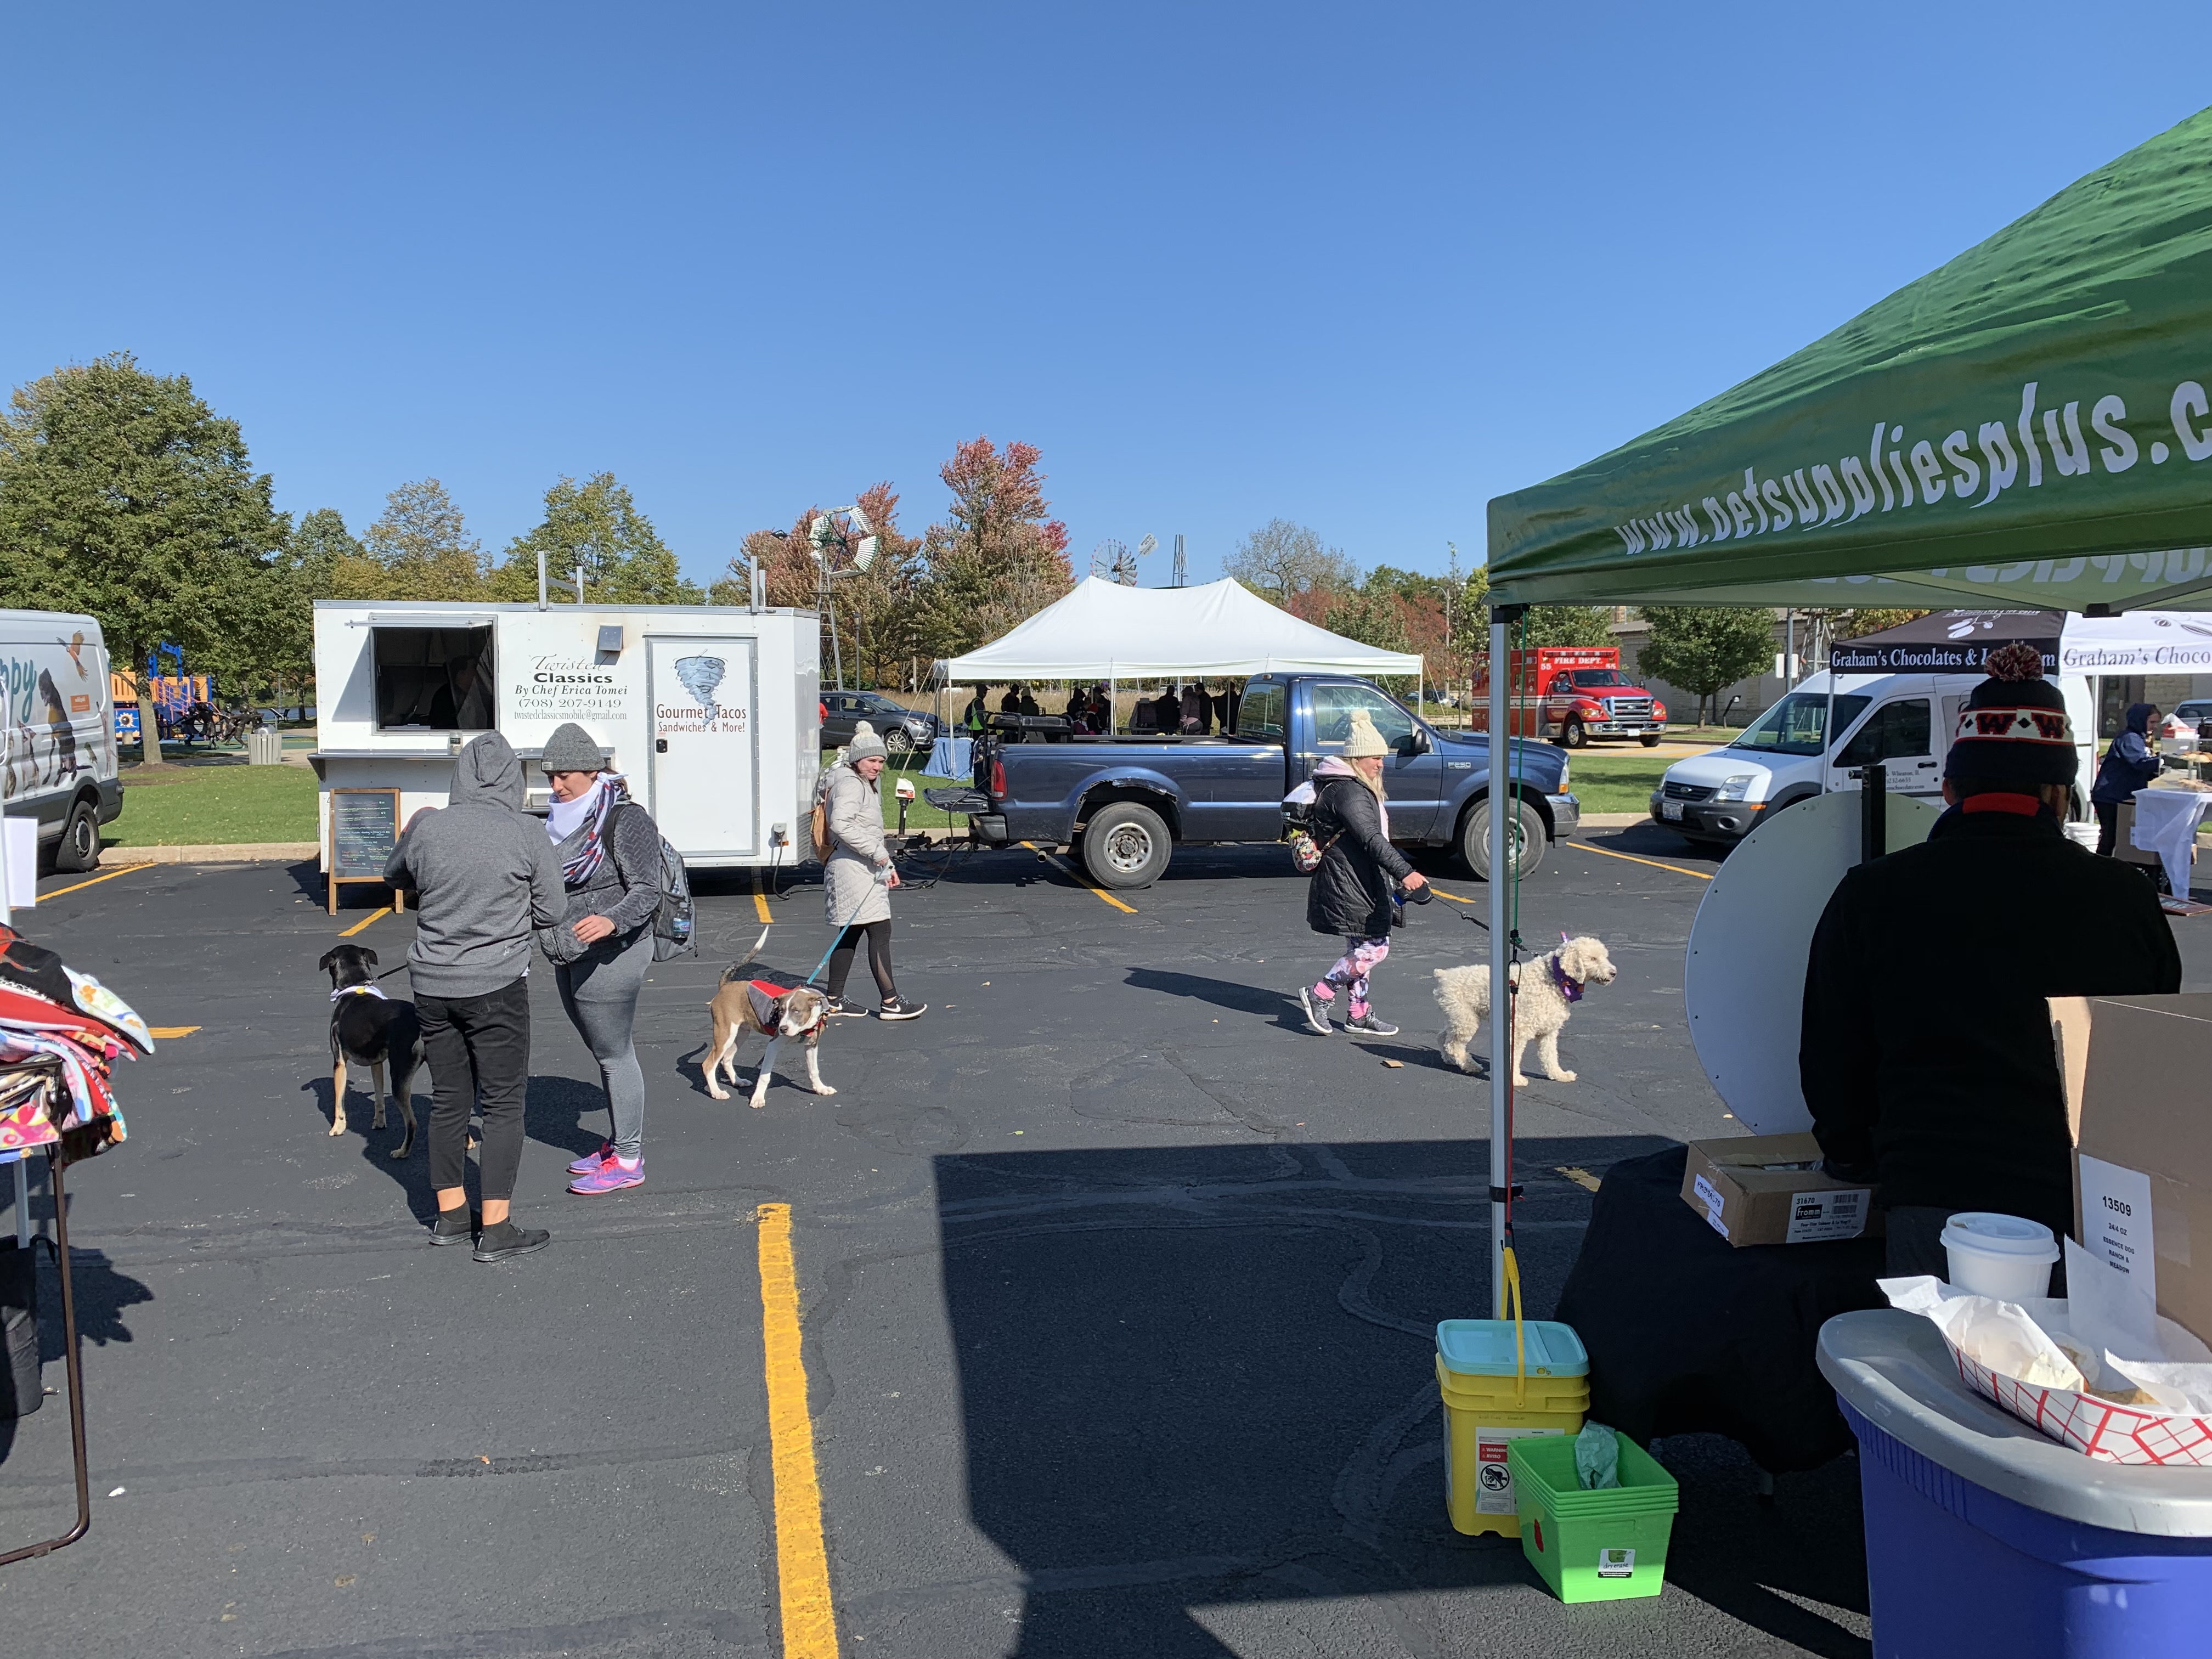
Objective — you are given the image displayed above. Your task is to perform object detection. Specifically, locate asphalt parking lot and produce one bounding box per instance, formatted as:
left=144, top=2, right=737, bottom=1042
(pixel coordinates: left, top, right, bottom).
left=3, top=828, right=2208, bottom=1658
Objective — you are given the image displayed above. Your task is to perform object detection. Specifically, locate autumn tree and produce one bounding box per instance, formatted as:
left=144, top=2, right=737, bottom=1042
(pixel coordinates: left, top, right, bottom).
left=489, top=472, right=698, bottom=604
left=0, top=352, right=294, bottom=758
left=910, top=437, right=1071, bottom=661
left=1226, top=518, right=1358, bottom=621
left=364, top=479, right=484, bottom=600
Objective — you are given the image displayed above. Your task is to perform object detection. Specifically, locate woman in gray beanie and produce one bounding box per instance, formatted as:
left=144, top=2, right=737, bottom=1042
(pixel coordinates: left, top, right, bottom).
left=536, top=721, right=667, bottom=1193
left=820, top=721, right=924, bottom=1019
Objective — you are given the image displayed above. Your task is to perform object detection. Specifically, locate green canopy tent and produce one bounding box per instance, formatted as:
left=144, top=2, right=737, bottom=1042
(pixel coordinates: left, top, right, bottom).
left=1470, top=107, right=2212, bottom=1308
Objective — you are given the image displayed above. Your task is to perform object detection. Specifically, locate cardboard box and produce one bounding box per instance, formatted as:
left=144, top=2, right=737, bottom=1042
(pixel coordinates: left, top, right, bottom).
left=2052, top=992, right=2212, bottom=1347
left=1679, top=1133, right=1880, bottom=1247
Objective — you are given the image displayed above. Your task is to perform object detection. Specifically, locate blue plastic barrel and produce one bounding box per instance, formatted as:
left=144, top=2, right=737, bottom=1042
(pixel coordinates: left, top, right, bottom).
left=1821, top=1310, right=2212, bottom=1659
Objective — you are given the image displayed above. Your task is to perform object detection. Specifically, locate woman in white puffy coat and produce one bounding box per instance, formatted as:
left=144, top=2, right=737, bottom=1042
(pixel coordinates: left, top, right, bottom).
left=821, top=722, right=926, bottom=1019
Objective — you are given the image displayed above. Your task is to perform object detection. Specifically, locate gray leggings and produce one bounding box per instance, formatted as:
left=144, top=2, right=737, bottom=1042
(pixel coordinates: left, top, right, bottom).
left=555, top=926, right=653, bottom=1159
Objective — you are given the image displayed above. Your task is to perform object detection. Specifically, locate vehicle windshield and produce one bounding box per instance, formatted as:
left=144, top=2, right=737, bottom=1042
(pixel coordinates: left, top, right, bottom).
left=1570, top=669, right=1628, bottom=687
left=1730, top=691, right=1872, bottom=755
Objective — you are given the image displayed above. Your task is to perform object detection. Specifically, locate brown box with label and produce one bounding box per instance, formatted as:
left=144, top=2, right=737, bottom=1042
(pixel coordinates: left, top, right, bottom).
left=2051, top=993, right=2212, bottom=1347
left=1678, top=1132, right=1881, bottom=1248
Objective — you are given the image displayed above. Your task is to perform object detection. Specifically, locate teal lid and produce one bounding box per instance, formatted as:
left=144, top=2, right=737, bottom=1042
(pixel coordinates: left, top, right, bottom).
left=1435, top=1318, right=1590, bottom=1379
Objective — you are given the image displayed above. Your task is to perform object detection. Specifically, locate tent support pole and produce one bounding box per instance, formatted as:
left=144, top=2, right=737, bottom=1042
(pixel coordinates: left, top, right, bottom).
left=1487, top=610, right=1519, bottom=1317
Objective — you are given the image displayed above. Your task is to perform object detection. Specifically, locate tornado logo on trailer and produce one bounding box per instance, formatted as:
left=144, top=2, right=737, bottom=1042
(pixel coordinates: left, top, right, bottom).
left=675, top=657, right=725, bottom=726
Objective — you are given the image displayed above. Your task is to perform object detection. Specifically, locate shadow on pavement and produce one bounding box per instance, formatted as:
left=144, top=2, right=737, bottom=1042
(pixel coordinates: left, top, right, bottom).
left=934, top=1137, right=1867, bottom=1658
left=0, top=1238, right=154, bottom=1471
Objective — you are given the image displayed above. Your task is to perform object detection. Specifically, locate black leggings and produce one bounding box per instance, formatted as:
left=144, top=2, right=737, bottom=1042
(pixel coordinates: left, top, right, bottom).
left=2095, top=798, right=2120, bottom=856
left=827, top=919, right=895, bottom=1000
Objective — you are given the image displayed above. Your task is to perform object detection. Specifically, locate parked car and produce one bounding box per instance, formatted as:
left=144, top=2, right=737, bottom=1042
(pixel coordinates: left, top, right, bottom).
left=820, top=691, right=939, bottom=754
left=971, top=672, right=1576, bottom=888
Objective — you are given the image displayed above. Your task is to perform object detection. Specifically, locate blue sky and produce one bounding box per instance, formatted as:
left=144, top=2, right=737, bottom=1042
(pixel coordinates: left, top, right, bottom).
left=4, top=3, right=2207, bottom=591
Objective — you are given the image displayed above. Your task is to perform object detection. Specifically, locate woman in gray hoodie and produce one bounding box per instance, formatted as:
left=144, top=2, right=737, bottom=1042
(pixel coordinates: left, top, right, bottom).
left=533, top=723, right=667, bottom=1194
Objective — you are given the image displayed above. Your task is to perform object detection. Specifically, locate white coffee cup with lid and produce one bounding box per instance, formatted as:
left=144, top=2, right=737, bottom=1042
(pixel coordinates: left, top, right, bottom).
left=1941, top=1212, right=2060, bottom=1302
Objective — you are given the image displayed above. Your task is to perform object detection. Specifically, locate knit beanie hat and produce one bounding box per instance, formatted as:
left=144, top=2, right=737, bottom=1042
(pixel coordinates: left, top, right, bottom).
left=1942, top=644, right=2077, bottom=786
left=539, top=721, right=608, bottom=774
left=1340, top=709, right=1390, bottom=759
left=844, top=720, right=889, bottom=763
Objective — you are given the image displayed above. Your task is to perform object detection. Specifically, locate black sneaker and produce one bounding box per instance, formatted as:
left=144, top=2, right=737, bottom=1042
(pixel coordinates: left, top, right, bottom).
left=1346, top=1012, right=1400, bottom=1037
left=429, top=1209, right=478, bottom=1247
left=878, top=997, right=927, bottom=1021
left=824, top=995, right=867, bottom=1019
left=472, top=1220, right=552, bottom=1263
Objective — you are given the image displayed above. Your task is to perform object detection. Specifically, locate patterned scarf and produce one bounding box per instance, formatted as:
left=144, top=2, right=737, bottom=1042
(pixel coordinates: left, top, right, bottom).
left=556, top=775, right=630, bottom=886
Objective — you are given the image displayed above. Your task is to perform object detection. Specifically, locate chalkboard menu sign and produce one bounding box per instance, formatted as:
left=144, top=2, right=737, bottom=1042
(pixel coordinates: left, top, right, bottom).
left=327, top=788, right=405, bottom=916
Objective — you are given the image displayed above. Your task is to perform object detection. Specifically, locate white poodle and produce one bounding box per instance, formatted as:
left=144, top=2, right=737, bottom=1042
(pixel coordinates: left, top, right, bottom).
left=1432, top=935, right=1617, bottom=1085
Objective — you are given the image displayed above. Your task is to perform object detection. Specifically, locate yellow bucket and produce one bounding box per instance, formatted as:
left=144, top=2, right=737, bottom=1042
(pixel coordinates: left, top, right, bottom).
left=1435, top=1249, right=1591, bottom=1537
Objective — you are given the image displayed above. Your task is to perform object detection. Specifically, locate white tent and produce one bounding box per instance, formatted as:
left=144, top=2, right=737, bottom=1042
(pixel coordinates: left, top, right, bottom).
left=934, top=577, right=1424, bottom=682
left=2057, top=612, right=2212, bottom=675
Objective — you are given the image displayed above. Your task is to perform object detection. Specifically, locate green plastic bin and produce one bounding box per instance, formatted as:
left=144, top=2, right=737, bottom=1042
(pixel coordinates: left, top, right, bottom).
left=1508, top=1431, right=1679, bottom=1603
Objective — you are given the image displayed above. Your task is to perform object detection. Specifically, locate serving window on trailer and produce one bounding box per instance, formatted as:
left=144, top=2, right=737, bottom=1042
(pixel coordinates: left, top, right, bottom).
left=371, top=625, right=495, bottom=731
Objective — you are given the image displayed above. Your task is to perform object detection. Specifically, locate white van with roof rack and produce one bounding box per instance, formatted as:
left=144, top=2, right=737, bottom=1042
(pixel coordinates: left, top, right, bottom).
left=1650, top=669, right=2098, bottom=846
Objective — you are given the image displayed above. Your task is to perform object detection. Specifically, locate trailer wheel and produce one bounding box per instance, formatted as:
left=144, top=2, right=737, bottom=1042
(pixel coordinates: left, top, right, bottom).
left=1460, top=797, right=1547, bottom=882
left=1081, top=802, right=1171, bottom=889
left=1639, top=732, right=1663, bottom=748
left=1560, top=718, right=1588, bottom=749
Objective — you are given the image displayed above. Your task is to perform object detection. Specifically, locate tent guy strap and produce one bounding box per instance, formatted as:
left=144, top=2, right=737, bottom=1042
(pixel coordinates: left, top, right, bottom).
left=1485, top=106, right=2212, bottom=613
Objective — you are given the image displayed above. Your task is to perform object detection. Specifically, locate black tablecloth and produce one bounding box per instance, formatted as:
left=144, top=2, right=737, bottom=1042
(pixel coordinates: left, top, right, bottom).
left=1553, top=1144, right=1887, bottom=1473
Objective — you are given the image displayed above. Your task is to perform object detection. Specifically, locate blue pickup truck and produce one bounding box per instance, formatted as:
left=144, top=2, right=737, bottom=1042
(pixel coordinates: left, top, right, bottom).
left=967, top=673, right=1578, bottom=889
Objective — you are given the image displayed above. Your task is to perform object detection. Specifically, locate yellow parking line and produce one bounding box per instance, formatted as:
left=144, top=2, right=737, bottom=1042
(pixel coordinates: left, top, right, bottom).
left=1555, top=1165, right=1602, bottom=1192
left=148, top=1026, right=201, bottom=1040
left=1426, top=884, right=1476, bottom=904
left=753, top=870, right=773, bottom=926
left=1020, top=842, right=1137, bottom=914
left=756, top=1203, right=840, bottom=1659
left=41, top=862, right=157, bottom=901
left=1570, top=841, right=1713, bottom=882
left=338, top=906, right=391, bottom=936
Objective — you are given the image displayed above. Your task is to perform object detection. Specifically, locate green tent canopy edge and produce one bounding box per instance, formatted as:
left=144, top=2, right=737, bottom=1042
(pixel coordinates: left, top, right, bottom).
left=1485, top=106, right=2212, bottom=613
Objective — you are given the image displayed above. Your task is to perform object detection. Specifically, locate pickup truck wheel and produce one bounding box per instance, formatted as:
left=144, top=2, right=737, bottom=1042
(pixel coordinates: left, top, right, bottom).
left=1460, top=797, right=1547, bottom=881
left=1639, top=733, right=1662, bottom=748
left=1560, top=718, right=1588, bottom=749
left=53, top=797, right=101, bottom=873
left=1081, top=801, right=1171, bottom=889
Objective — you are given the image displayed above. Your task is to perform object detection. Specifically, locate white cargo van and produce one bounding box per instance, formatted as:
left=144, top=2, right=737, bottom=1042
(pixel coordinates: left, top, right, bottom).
left=0, top=611, right=121, bottom=871
left=1651, top=669, right=2098, bottom=845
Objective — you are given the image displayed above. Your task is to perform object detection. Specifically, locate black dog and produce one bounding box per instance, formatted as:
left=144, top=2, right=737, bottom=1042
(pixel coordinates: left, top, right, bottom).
left=317, top=945, right=422, bottom=1159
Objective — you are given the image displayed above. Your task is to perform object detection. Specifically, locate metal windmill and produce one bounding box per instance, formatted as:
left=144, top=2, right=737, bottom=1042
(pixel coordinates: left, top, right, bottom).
left=807, top=504, right=878, bottom=690
left=1089, top=534, right=1156, bottom=586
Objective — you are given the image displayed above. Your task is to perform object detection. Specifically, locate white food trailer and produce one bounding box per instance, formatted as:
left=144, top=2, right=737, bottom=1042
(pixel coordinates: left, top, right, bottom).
left=310, top=600, right=821, bottom=873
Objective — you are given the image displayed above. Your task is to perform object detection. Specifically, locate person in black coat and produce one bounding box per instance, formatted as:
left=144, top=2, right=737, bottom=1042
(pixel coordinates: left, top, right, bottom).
left=1299, top=710, right=1426, bottom=1037
left=2089, top=701, right=2163, bottom=856
left=1801, top=646, right=2181, bottom=1277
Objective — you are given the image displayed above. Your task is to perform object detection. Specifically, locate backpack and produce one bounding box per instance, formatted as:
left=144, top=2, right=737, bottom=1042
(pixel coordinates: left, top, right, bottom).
left=620, top=804, right=696, bottom=961
left=809, top=775, right=837, bottom=862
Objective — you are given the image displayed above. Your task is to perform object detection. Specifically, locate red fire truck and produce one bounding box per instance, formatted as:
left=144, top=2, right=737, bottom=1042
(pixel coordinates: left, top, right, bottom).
left=1468, top=646, right=1667, bottom=748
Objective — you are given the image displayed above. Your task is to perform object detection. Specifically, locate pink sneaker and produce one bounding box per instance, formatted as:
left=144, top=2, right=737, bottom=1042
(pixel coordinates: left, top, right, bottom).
left=569, top=1157, right=644, bottom=1196
left=567, top=1141, right=615, bottom=1176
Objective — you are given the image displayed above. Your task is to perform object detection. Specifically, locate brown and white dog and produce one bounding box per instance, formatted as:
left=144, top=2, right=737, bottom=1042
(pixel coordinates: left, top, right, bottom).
left=702, top=971, right=835, bottom=1107
left=1432, top=934, right=1617, bottom=1086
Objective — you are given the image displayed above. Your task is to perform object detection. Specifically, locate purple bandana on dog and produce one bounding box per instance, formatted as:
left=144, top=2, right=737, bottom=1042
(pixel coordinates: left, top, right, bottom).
left=1550, top=953, right=1584, bottom=1004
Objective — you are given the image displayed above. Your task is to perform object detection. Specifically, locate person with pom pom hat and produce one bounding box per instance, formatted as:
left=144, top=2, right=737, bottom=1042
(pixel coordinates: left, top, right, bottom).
left=1298, top=708, right=1427, bottom=1037
left=1799, top=642, right=2180, bottom=1279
